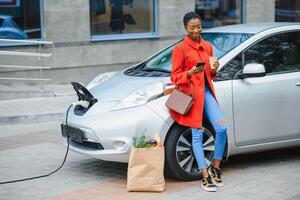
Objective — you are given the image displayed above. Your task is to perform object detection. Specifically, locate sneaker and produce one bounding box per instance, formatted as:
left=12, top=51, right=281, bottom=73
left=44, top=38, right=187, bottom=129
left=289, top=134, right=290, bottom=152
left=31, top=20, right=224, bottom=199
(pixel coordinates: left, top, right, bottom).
left=209, top=165, right=224, bottom=187
left=200, top=175, right=217, bottom=192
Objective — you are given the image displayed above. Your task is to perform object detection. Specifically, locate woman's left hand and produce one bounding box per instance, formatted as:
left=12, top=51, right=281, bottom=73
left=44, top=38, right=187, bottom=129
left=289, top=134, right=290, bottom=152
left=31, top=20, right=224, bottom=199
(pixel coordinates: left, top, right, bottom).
left=211, top=60, right=219, bottom=74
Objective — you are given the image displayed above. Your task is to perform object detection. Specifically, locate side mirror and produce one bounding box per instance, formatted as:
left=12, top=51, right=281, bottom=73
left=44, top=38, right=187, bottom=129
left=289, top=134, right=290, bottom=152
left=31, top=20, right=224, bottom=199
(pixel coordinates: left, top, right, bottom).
left=239, top=63, right=266, bottom=79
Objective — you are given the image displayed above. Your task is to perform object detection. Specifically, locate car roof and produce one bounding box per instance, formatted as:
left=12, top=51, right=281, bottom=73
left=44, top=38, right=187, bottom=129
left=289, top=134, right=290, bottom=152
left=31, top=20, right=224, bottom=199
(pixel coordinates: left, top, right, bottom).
left=203, top=22, right=300, bottom=34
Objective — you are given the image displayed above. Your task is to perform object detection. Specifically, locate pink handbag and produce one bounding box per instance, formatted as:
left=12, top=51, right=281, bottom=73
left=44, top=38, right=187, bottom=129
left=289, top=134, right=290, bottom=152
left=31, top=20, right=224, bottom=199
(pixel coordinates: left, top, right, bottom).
left=165, top=86, right=194, bottom=115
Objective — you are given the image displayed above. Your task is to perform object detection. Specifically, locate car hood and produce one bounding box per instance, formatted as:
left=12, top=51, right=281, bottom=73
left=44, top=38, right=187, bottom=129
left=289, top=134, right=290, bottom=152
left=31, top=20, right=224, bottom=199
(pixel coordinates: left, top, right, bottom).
left=88, top=71, right=169, bottom=101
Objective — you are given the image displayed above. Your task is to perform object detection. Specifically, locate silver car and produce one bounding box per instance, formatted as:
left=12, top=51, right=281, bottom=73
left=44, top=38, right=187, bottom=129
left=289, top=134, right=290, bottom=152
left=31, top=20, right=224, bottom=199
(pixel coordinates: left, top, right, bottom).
left=61, top=23, right=300, bottom=181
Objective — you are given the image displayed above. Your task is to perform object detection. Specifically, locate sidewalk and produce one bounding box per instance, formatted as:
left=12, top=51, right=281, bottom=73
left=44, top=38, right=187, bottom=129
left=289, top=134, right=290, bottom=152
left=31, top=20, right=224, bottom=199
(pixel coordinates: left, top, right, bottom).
left=1, top=120, right=299, bottom=200
left=0, top=84, right=76, bottom=100
left=1, top=84, right=300, bottom=200
left=0, top=84, right=76, bottom=125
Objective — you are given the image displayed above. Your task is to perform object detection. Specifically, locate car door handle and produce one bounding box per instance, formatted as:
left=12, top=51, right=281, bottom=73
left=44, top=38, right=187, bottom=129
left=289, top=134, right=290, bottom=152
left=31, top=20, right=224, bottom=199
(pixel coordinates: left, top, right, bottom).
left=297, top=83, right=300, bottom=87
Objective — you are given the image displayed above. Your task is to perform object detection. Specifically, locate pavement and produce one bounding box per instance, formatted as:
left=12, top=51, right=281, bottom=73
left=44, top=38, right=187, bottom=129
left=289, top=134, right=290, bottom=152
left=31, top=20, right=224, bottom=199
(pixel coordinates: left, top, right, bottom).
left=0, top=84, right=300, bottom=200
left=0, top=84, right=76, bottom=125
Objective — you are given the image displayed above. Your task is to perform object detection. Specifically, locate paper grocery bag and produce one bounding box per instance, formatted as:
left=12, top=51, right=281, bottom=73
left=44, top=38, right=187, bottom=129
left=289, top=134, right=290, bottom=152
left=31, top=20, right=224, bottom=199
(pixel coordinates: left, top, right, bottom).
left=127, top=146, right=165, bottom=192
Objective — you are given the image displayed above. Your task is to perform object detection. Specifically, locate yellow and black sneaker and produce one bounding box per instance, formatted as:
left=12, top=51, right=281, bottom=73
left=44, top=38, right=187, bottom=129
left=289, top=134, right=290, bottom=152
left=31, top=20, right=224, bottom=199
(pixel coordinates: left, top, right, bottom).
left=201, top=175, right=217, bottom=192
left=209, top=165, right=224, bottom=187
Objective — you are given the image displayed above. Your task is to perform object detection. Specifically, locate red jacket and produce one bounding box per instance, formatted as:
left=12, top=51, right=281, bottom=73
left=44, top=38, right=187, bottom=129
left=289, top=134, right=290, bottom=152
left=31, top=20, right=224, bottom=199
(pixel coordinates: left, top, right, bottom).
left=169, top=35, right=217, bottom=128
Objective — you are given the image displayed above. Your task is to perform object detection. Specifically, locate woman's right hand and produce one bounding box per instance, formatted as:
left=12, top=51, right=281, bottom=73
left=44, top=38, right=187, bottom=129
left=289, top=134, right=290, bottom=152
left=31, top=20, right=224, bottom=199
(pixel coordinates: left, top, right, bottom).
left=187, top=65, right=204, bottom=77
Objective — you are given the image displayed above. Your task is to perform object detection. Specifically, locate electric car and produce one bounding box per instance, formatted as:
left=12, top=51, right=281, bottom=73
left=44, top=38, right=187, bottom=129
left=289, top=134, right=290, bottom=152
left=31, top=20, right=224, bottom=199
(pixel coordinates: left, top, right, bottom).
left=61, top=23, right=300, bottom=181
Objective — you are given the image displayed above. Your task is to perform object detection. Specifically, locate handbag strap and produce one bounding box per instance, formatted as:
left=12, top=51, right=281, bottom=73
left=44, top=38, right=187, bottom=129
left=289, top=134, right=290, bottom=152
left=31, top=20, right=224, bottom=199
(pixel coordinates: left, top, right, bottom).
left=175, top=43, right=194, bottom=97
left=180, top=44, right=186, bottom=64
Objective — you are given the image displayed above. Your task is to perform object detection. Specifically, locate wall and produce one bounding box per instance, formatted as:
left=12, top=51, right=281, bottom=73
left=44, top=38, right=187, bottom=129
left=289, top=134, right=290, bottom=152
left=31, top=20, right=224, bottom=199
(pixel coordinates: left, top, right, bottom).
left=243, top=0, right=275, bottom=23
left=0, top=0, right=194, bottom=85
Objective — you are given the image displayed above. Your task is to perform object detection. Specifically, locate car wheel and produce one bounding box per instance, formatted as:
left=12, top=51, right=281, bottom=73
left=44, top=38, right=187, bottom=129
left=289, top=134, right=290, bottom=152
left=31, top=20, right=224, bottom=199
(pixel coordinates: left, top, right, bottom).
left=164, top=122, right=215, bottom=181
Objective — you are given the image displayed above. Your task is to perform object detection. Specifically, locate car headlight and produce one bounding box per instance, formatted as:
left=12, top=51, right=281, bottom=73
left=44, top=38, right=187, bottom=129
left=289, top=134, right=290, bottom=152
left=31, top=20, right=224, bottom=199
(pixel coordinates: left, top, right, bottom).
left=110, top=81, right=165, bottom=111
left=86, top=72, right=117, bottom=90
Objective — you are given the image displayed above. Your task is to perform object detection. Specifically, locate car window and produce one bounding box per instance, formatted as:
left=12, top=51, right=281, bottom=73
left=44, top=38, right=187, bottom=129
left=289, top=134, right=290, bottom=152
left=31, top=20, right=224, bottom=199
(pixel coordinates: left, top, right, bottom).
left=244, top=31, right=300, bottom=74
left=216, top=53, right=242, bottom=81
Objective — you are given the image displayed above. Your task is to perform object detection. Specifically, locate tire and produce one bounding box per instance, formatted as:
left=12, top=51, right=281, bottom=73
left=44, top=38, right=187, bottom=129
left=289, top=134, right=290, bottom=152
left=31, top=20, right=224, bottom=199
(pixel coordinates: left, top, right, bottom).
left=164, top=121, right=215, bottom=181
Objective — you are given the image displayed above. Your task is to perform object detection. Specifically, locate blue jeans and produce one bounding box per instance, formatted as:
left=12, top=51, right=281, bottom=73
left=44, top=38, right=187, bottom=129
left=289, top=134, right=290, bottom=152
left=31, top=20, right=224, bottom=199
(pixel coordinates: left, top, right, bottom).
left=191, top=85, right=227, bottom=170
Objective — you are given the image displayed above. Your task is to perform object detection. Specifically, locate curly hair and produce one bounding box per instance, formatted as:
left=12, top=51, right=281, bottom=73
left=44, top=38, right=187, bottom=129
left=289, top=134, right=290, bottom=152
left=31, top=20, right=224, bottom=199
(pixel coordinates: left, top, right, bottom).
left=183, top=12, right=201, bottom=27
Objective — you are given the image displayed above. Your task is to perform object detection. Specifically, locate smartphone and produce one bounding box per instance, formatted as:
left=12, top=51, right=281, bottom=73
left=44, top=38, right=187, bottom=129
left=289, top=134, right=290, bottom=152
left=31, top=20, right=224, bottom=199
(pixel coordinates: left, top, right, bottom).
left=196, top=62, right=205, bottom=69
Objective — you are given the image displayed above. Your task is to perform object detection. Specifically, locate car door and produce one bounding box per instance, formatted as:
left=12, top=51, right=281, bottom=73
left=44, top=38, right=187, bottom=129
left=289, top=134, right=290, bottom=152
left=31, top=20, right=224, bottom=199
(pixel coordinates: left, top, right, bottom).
left=232, top=30, right=300, bottom=146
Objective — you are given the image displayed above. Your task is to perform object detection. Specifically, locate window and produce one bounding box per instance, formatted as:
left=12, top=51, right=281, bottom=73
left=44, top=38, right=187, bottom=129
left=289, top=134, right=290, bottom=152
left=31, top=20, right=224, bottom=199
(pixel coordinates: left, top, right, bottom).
left=275, top=0, right=300, bottom=22
left=216, top=53, right=242, bottom=81
left=202, top=32, right=252, bottom=58
left=244, top=31, right=300, bottom=74
left=0, top=0, right=42, bottom=40
left=123, top=32, right=252, bottom=78
left=90, top=0, right=157, bottom=41
left=145, top=46, right=173, bottom=71
left=195, top=0, right=242, bottom=28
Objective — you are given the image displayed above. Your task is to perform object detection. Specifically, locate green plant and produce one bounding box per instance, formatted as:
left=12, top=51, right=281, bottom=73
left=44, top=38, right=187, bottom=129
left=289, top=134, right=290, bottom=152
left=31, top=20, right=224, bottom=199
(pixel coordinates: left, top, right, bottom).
left=132, top=130, right=155, bottom=148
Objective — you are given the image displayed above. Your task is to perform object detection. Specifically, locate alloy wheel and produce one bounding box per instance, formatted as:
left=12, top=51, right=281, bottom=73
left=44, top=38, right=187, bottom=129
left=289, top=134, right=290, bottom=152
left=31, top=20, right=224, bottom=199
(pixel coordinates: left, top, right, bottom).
left=175, top=127, right=215, bottom=175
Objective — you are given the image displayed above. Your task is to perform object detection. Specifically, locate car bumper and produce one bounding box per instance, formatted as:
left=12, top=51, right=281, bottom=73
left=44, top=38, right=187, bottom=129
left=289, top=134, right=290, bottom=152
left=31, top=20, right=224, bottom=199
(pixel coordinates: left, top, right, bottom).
left=62, top=101, right=169, bottom=163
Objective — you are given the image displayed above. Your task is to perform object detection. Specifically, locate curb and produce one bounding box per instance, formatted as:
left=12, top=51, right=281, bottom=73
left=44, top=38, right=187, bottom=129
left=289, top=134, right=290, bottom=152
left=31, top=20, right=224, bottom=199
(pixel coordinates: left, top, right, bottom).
left=0, top=112, right=65, bottom=125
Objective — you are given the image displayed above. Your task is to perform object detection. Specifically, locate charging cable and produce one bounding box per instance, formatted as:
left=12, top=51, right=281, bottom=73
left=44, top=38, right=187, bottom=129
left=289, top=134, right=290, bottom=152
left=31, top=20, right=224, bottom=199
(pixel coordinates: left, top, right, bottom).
left=0, top=104, right=73, bottom=185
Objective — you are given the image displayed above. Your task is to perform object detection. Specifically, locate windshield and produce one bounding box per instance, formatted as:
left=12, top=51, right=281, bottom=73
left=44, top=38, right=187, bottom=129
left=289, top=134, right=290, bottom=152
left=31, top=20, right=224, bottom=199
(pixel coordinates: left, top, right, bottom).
left=202, top=32, right=253, bottom=58
left=140, top=32, right=253, bottom=73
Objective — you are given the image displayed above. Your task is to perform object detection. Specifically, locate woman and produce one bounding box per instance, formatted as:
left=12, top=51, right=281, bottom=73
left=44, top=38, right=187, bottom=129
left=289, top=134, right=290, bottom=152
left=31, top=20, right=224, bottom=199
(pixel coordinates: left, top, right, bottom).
left=169, top=12, right=227, bottom=192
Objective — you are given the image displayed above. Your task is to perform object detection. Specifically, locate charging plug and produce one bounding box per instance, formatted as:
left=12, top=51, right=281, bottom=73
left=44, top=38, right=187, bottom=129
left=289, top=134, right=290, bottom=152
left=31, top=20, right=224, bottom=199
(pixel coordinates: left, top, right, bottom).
left=72, top=100, right=89, bottom=108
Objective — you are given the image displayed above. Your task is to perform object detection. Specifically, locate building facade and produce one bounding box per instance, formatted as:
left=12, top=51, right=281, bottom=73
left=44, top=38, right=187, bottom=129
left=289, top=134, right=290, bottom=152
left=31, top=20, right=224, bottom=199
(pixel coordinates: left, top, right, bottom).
left=0, top=0, right=299, bottom=84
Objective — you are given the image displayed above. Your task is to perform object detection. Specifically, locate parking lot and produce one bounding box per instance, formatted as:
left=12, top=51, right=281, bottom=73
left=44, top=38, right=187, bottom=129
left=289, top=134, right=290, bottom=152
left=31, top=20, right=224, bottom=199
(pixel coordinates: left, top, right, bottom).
left=0, top=120, right=299, bottom=200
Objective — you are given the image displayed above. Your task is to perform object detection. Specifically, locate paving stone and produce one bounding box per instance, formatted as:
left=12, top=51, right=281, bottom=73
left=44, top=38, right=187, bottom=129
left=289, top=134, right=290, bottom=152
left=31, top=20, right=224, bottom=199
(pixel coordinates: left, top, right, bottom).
left=1, top=121, right=300, bottom=200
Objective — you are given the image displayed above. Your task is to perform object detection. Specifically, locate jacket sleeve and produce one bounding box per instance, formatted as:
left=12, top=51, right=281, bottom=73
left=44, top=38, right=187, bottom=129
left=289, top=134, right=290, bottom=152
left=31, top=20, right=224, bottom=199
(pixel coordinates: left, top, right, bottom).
left=207, top=44, right=217, bottom=80
left=170, top=45, right=190, bottom=85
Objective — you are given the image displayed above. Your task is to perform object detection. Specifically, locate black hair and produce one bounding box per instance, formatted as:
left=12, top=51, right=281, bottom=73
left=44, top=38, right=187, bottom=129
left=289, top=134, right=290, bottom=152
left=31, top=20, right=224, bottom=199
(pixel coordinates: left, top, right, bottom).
left=183, top=12, right=201, bottom=27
